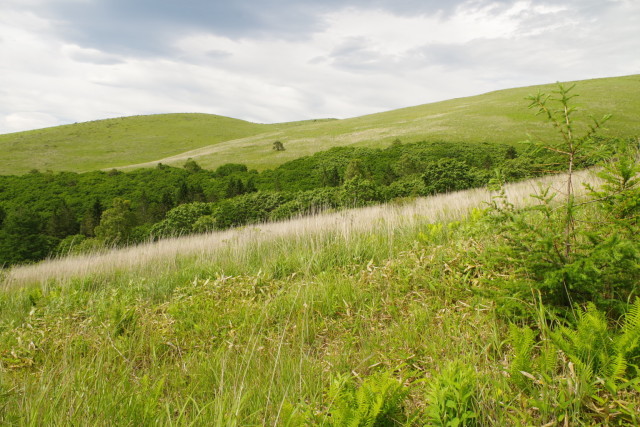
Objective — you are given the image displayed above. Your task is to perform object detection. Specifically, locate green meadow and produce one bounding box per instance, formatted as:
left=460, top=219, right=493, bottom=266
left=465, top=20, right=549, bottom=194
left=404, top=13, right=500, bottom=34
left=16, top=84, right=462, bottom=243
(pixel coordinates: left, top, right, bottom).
left=1, top=74, right=639, bottom=175
left=1, top=169, right=639, bottom=425
left=0, top=77, right=639, bottom=425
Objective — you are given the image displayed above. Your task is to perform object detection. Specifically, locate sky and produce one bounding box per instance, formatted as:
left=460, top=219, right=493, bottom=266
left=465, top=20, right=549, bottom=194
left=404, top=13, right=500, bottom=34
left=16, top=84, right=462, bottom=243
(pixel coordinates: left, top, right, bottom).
left=1, top=0, right=638, bottom=134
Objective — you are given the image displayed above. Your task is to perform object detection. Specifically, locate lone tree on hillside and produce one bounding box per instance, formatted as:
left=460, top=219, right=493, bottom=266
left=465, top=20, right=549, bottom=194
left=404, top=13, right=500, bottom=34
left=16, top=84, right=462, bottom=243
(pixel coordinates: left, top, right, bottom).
left=273, top=140, right=285, bottom=151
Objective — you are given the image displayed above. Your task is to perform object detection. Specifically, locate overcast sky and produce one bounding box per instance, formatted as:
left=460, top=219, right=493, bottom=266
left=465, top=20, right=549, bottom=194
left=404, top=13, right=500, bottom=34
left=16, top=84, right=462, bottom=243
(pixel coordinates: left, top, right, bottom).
left=1, top=0, right=638, bottom=134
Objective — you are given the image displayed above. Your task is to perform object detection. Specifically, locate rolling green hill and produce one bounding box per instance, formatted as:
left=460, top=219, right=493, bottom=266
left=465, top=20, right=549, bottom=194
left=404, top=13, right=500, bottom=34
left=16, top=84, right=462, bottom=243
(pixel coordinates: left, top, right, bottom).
left=1, top=74, right=638, bottom=175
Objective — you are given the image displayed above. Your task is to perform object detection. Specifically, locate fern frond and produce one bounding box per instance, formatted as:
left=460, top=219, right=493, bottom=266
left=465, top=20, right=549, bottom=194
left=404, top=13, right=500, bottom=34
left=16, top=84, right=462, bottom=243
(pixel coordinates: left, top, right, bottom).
left=326, top=371, right=408, bottom=426
left=508, top=324, right=535, bottom=388
left=617, top=298, right=640, bottom=354
left=536, top=340, right=558, bottom=377
left=604, top=352, right=628, bottom=382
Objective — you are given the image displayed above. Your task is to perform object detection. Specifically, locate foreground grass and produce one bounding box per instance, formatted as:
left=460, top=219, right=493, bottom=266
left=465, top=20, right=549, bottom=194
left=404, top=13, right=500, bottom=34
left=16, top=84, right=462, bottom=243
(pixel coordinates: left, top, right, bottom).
left=1, top=75, right=639, bottom=174
left=1, top=171, right=638, bottom=425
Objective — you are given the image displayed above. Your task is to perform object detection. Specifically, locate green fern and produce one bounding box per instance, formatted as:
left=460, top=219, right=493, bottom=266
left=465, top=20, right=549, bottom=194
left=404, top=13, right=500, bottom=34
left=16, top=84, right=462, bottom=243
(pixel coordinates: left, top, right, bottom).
left=550, top=299, right=640, bottom=388
left=616, top=298, right=640, bottom=358
left=614, top=298, right=640, bottom=379
left=536, top=340, right=558, bottom=379
left=326, top=371, right=409, bottom=427
left=508, top=324, right=536, bottom=389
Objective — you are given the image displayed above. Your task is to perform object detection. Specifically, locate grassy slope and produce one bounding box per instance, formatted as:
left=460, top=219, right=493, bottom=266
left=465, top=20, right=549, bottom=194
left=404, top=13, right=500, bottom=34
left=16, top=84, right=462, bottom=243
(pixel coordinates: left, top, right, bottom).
left=1, top=75, right=639, bottom=175
left=5, top=172, right=637, bottom=424
left=0, top=114, right=277, bottom=174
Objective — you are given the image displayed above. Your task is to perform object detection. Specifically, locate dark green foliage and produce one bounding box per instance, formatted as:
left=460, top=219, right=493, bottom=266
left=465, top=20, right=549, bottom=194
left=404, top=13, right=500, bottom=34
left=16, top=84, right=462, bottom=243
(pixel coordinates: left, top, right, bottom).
left=214, top=163, right=247, bottom=177
left=245, top=177, right=258, bottom=193
left=134, top=190, right=153, bottom=224
left=225, top=178, right=246, bottom=198
left=214, top=191, right=290, bottom=229
left=159, top=191, right=175, bottom=215
left=80, top=198, right=103, bottom=237
left=422, top=158, right=476, bottom=194
left=270, top=187, right=340, bottom=221
left=385, top=176, right=428, bottom=199
left=488, top=184, right=640, bottom=312
left=260, top=141, right=520, bottom=193
left=392, top=153, right=421, bottom=177
left=0, top=208, right=57, bottom=265
left=176, top=180, right=190, bottom=204
left=341, top=178, right=380, bottom=207
left=505, top=146, right=518, bottom=159
left=499, top=155, right=536, bottom=181
left=344, top=159, right=370, bottom=181
left=150, top=202, right=214, bottom=237
left=183, top=158, right=202, bottom=173
left=273, top=140, right=285, bottom=151
left=46, top=199, right=79, bottom=238
left=320, top=165, right=342, bottom=187
left=94, top=198, right=137, bottom=245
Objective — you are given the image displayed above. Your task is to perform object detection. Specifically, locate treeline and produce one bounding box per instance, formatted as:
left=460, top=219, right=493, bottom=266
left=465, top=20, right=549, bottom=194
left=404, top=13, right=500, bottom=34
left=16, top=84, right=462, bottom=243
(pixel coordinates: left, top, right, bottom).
left=0, top=138, right=611, bottom=266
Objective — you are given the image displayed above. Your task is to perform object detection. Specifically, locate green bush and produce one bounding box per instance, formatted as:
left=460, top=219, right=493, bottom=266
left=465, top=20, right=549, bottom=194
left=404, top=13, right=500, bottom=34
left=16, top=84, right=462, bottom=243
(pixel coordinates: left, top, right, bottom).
left=422, top=159, right=476, bottom=195
left=150, top=202, right=213, bottom=237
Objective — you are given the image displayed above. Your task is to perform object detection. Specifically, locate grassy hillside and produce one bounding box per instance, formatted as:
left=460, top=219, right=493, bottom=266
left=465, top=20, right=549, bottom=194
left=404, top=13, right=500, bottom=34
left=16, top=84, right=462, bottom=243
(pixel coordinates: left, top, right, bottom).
left=1, top=75, right=638, bottom=175
left=0, top=114, right=277, bottom=174
left=2, top=169, right=640, bottom=424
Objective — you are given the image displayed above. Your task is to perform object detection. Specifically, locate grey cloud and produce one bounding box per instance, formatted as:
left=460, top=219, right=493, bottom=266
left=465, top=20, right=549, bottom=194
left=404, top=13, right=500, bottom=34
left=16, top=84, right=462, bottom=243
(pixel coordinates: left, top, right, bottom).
left=39, top=0, right=620, bottom=58
left=37, top=0, right=482, bottom=57
left=326, top=38, right=400, bottom=73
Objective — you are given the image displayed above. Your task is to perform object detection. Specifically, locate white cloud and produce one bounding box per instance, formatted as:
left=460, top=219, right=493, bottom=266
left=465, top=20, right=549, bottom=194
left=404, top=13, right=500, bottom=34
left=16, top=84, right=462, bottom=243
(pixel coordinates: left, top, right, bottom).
left=1, top=112, right=59, bottom=133
left=0, top=0, right=638, bottom=134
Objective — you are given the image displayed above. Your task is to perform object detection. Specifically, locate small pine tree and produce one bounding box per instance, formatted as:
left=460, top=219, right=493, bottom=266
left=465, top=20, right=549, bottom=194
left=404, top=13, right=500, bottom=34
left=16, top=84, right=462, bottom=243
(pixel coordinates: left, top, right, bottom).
left=526, top=83, right=611, bottom=260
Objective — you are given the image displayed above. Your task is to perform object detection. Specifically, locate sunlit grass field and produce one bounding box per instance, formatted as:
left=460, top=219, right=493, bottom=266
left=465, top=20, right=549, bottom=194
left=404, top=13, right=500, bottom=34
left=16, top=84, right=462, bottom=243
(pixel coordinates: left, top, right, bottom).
left=1, top=74, right=638, bottom=175
left=4, top=170, right=635, bottom=425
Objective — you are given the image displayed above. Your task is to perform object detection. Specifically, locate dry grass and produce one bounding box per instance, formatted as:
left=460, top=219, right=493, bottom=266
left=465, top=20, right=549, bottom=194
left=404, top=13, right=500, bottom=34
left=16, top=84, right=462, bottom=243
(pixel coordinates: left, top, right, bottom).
left=1, top=170, right=599, bottom=288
